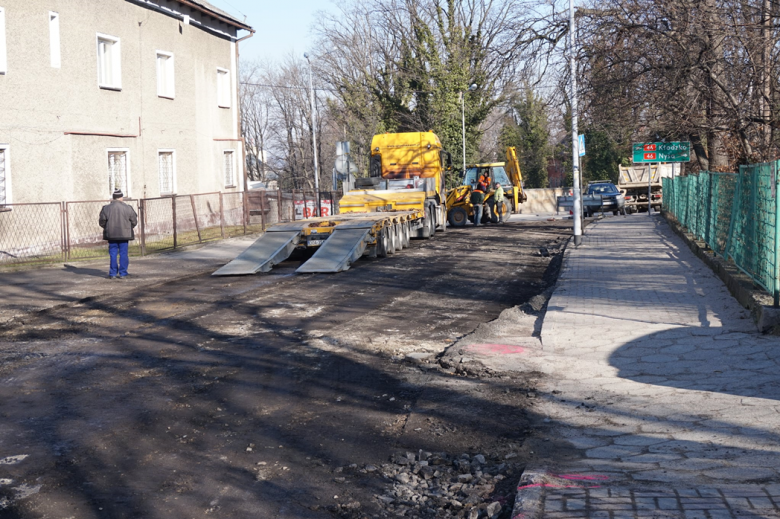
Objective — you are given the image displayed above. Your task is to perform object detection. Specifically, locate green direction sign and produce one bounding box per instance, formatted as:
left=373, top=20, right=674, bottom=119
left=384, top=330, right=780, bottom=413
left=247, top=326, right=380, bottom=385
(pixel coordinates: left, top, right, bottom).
left=632, top=142, right=691, bottom=163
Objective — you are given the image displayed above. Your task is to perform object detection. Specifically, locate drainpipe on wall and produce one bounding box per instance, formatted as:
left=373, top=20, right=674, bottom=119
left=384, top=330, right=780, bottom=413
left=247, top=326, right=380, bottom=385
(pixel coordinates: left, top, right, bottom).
left=236, top=30, right=255, bottom=197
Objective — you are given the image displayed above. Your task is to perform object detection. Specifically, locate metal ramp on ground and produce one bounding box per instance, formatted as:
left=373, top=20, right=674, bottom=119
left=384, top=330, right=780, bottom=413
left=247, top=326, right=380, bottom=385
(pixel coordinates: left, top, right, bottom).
left=212, top=230, right=300, bottom=276
left=296, top=228, right=373, bottom=273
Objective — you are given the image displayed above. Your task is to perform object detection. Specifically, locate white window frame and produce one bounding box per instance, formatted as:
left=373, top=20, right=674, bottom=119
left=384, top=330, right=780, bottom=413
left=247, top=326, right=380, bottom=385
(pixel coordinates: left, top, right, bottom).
left=49, top=12, right=60, bottom=69
left=0, top=145, right=11, bottom=206
left=0, top=7, right=7, bottom=74
left=223, top=150, right=236, bottom=188
left=106, top=148, right=131, bottom=197
left=156, top=51, right=174, bottom=99
left=157, top=149, right=176, bottom=195
left=217, top=67, right=230, bottom=108
left=96, top=33, right=121, bottom=90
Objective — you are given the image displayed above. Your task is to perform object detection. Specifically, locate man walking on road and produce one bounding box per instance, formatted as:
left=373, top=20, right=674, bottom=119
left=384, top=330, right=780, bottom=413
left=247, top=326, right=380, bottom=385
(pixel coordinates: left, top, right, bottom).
left=99, top=189, right=137, bottom=279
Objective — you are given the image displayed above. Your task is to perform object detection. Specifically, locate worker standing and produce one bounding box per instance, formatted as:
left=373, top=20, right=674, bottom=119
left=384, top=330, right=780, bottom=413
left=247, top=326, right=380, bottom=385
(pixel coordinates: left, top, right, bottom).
left=492, top=181, right=506, bottom=224
left=471, top=176, right=488, bottom=226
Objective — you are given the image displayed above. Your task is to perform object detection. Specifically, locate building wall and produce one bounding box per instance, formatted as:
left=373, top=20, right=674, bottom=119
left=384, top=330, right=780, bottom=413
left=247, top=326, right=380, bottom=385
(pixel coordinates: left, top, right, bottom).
left=518, top=188, right=568, bottom=214
left=0, top=0, right=245, bottom=204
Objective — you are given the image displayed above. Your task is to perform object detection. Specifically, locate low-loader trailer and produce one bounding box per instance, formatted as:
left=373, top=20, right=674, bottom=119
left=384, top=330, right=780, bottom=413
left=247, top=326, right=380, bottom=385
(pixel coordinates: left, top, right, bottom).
left=213, top=131, right=450, bottom=275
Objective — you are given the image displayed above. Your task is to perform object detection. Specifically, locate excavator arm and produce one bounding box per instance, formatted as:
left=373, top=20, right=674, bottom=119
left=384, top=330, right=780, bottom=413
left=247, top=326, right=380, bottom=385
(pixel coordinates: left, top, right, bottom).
left=505, top=147, right=527, bottom=203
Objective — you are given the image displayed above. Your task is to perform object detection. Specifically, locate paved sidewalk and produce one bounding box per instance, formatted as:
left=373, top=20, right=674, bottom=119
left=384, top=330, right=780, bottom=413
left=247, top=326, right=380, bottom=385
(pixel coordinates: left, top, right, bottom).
left=0, top=234, right=258, bottom=325
left=517, top=214, right=780, bottom=518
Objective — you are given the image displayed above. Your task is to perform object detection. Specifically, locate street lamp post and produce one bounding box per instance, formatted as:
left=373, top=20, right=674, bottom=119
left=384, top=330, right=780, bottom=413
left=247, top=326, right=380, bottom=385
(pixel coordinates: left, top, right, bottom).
left=461, top=84, right=477, bottom=175
left=570, top=0, right=582, bottom=246
left=304, top=52, right=320, bottom=216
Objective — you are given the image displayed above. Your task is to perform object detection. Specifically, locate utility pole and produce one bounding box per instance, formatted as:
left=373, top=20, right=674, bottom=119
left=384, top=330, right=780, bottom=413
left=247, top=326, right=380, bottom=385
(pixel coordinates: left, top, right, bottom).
left=304, top=52, right=320, bottom=216
left=570, top=0, right=582, bottom=246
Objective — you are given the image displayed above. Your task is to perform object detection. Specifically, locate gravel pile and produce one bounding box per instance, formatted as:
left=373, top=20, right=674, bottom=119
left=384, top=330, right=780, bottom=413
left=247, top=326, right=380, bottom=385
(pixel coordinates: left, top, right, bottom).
left=329, top=450, right=520, bottom=518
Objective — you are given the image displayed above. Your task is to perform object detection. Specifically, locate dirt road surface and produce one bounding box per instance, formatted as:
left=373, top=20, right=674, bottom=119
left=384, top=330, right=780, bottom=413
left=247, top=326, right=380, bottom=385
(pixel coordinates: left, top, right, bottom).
left=0, top=220, right=569, bottom=519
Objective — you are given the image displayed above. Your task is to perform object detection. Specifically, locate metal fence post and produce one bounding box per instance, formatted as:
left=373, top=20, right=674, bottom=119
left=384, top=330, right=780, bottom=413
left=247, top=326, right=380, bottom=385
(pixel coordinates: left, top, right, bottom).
left=139, top=199, right=147, bottom=256
left=242, top=190, right=248, bottom=235
left=59, top=202, right=66, bottom=261
left=259, top=190, right=266, bottom=230
left=774, top=161, right=780, bottom=308
left=189, top=195, right=202, bottom=243
left=65, top=202, right=72, bottom=260
left=172, top=196, right=178, bottom=249
left=219, top=192, right=225, bottom=239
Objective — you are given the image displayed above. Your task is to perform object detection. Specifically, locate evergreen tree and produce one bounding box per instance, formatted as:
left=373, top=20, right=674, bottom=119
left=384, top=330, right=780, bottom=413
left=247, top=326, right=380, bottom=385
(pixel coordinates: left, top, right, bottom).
left=499, top=87, right=552, bottom=188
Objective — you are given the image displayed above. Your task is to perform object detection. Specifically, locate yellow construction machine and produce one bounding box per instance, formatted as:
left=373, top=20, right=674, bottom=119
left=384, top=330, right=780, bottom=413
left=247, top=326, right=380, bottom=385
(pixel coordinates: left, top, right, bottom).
left=445, top=146, right=527, bottom=227
left=213, top=131, right=451, bottom=275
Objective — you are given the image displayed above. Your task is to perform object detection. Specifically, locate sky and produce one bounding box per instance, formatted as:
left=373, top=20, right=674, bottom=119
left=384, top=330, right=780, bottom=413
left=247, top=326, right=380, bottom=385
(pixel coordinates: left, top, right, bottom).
left=206, top=0, right=340, bottom=64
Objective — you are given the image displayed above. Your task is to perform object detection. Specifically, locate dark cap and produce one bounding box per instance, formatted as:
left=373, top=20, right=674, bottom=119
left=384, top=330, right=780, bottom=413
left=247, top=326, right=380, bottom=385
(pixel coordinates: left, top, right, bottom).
left=112, top=189, right=123, bottom=199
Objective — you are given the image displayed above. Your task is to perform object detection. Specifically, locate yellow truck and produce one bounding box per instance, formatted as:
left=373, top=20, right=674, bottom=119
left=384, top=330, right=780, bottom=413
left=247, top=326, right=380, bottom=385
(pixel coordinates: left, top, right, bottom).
left=445, top=146, right=527, bottom=226
left=214, top=131, right=451, bottom=275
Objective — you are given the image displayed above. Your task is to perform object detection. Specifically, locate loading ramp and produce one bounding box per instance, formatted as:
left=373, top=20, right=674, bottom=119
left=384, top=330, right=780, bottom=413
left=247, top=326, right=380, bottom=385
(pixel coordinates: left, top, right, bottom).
left=296, top=228, right=372, bottom=273
left=212, top=230, right=301, bottom=276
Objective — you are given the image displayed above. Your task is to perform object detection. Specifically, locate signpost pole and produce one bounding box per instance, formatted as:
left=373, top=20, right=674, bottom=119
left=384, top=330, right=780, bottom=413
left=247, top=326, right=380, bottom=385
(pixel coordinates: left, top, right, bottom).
left=648, top=163, right=653, bottom=216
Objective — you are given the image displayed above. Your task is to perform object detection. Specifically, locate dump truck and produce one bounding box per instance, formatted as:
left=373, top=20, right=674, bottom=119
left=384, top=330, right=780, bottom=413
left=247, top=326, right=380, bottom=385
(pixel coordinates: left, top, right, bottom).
left=445, top=146, right=527, bottom=226
left=213, top=131, right=451, bottom=275
left=619, top=164, right=676, bottom=213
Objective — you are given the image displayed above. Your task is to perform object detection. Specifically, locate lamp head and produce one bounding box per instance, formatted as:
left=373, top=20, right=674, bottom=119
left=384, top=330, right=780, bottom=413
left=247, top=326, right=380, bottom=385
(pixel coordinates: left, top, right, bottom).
left=468, top=84, right=478, bottom=92
left=303, top=52, right=310, bottom=59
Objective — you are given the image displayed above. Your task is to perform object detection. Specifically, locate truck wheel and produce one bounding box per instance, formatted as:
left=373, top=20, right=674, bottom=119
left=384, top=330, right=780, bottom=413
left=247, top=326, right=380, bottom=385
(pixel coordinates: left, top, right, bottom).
left=388, top=224, right=399, bottom=254
left=613, top=210, right=619, bottom=216
left=448, top=207, right=468, bottom=227
left=376, top=227, right=389, bottom=257
left=402, top=222, right=410, bottom=247
left=421, top=207, right=434, bottom=239
left=428, top=208, right=436, bottom=236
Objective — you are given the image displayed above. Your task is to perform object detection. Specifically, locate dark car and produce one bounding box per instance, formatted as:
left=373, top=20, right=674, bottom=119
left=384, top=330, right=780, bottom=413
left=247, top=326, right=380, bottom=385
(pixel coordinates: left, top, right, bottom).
left=585, top=182, right=625, bottom=216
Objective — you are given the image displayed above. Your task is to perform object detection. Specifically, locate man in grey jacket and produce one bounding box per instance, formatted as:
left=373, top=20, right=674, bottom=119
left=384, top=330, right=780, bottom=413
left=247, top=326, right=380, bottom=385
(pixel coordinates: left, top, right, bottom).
left=99, top=189, right=138, bottom=279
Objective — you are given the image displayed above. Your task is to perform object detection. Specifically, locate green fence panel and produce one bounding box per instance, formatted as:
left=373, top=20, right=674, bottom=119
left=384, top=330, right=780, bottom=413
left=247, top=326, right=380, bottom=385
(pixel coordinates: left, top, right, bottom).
left=663, top=163, right=778, bottom=300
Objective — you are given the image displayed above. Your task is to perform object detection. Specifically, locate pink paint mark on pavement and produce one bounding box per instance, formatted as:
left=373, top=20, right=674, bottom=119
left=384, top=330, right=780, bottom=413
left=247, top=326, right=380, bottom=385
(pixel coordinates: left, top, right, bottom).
left=466, top=343, right=526, bottom=355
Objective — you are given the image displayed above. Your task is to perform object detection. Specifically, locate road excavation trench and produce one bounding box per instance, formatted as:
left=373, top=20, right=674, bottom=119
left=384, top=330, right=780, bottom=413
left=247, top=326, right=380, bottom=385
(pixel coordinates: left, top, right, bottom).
left=0, top=220, right=569, bottom=519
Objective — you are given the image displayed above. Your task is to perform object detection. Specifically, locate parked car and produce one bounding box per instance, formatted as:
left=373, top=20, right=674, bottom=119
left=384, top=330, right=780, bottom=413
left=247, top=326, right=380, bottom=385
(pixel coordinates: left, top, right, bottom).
left=584, top=181, right=626, bottom=217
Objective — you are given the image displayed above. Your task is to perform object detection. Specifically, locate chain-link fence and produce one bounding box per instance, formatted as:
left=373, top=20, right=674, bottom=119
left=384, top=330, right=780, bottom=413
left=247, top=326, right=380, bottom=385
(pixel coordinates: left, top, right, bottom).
left=663, top=162, right=780, bottom=302
left=0, top=202, right=65, bottom=266
left=0, top=189, right=342, bottom=268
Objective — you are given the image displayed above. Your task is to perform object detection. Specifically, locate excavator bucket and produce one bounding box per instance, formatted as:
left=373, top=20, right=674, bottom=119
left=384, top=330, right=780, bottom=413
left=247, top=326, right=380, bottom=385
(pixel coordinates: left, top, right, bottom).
left=212, top=230, right=301, bottom=276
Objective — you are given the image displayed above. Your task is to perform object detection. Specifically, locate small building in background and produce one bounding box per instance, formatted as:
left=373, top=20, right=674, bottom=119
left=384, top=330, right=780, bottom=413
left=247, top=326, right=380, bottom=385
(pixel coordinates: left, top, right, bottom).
left=0, top=0, right=253, bottom=205
left=547, top=158, right=565, bottom=188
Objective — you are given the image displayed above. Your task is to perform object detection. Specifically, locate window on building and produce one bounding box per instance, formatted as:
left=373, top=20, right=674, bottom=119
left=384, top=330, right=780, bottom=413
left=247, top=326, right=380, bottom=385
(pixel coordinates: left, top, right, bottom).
left=97, top=34, right=121, bottom=89
left=158, top=151, right=175, bottom=195
left=108, top=150, right=128, bottom=196
left=156, top=51, right=174, bottom=98
left=217, top=68, right=230, bottom=108
left=49, top=12, right=60, bottom=68
left=223, top=150, right=235, bottom=187
left=0, top=7, right=7, bottom=74
left=0, top=147, right=8, bottom=206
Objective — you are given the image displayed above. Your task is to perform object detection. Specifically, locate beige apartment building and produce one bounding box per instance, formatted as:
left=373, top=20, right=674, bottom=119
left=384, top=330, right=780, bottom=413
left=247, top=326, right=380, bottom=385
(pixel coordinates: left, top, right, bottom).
left=0, top=0, right=252, bottom=205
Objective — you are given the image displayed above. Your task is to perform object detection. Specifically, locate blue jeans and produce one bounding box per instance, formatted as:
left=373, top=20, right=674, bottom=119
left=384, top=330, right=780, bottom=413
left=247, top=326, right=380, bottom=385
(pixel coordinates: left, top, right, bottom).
left=108, top=240, right=129, bottom=277
left=473, top=204, right=483, bottom=226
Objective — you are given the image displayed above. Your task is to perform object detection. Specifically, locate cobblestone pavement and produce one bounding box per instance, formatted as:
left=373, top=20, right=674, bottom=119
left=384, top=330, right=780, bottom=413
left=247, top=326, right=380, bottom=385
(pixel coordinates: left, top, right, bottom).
left=520, top=215, right=780, bottom=518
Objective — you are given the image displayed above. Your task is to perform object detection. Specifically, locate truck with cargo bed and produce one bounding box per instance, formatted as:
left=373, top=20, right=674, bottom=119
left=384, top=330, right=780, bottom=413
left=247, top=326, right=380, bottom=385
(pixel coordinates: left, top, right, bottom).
left=213, top=131, right=450, bottom=275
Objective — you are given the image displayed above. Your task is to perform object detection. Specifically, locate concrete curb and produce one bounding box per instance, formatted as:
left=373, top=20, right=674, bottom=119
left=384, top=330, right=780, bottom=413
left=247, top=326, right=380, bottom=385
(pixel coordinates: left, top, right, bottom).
left=662, top=211, right=780, bottom=333
left=509, top=468, right=547, bottom=519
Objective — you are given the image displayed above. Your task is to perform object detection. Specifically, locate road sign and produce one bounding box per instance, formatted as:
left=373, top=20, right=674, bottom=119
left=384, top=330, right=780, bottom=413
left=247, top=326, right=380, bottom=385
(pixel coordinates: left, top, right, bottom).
left=632, top=142, right=690, bottom=163
left=578, top=134, right=585, bottom=157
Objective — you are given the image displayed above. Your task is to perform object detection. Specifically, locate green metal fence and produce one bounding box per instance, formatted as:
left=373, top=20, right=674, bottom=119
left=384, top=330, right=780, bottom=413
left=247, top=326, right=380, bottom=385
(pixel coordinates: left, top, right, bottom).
left=663, top=161, right=780, bottom=304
